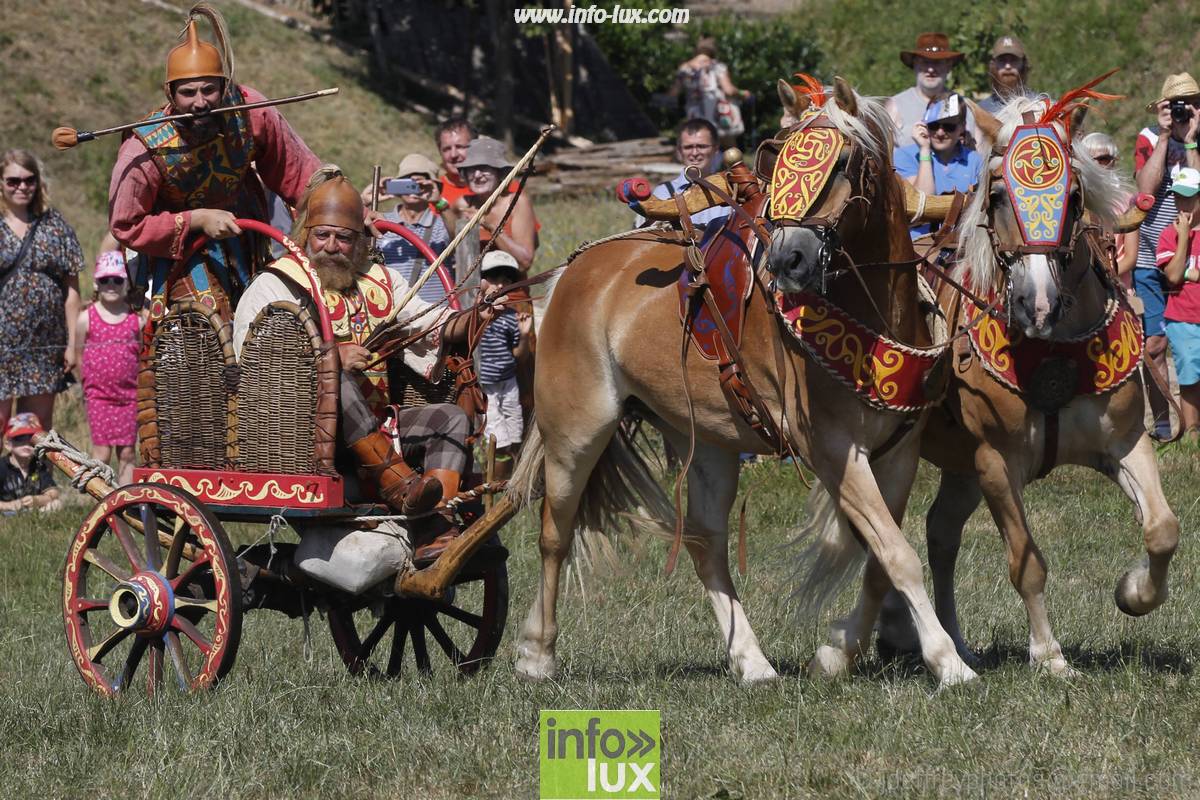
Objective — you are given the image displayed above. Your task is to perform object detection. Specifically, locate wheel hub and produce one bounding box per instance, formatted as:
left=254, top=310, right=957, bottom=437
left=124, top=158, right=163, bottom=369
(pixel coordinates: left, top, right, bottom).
left=108, top=571, right=175, bottom=634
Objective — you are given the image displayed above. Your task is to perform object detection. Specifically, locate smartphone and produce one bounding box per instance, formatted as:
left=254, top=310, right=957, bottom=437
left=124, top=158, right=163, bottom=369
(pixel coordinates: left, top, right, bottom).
left=384, top=178, right=422, bottom=196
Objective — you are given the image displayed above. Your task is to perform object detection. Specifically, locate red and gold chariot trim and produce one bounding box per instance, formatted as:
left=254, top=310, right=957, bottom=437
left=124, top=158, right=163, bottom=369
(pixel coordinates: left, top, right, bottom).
left=964, top=294, right=1143, bottom=398
left=775, top=291, right=947, bottom=412
left=132, top=468, right=345, bottom=509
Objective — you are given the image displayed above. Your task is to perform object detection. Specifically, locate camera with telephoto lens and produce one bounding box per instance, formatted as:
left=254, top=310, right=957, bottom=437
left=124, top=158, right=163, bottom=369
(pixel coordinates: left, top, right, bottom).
left=1170, top=99, right=1195, bottom=124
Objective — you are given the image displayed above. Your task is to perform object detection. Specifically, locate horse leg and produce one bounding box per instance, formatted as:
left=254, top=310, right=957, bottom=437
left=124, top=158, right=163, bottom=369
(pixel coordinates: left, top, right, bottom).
left=514, top=410, right=622, bottom=682
left=877, top=471, right=983, bottom=667
left=677, top=441, right=777, bottom=684
left=816, top=436, right=977, bottom=687
left=813, top=439, right=923, bottom=678
left=974, top=453, right=1075, bottom=675
left=1104, top=434, right=1180, bottom=616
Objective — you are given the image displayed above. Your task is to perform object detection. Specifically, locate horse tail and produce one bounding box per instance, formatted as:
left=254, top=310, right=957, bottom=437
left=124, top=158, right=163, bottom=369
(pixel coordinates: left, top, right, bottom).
left=506, top=417, right=674, bottom=539
left=789, top=479, right=865, bottom=616
left=575, top=425, right=675, bottom=536
left=507, top=418, right=545, bottom=509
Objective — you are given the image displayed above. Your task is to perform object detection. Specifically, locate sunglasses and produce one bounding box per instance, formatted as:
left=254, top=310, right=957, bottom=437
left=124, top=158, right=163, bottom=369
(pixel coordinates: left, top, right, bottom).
left=8, top=434, right=33, bottom=445
left=97, top=276, right=126, bottom=287
left=926, top=121, right=961, bottom=134
left=460, top=166, right=495, bottom=179
left=1094, top=155, right=1116, bottom=166
left=3, top=176, right=37, bottom=189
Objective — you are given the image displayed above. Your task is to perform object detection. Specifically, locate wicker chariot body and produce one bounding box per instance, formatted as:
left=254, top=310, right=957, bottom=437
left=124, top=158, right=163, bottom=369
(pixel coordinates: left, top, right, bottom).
left=47, top=220, right=513, bottom=697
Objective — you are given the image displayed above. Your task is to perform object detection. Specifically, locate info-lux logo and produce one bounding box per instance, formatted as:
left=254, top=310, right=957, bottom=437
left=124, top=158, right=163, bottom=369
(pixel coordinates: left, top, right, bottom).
left=539, top=710, right=661, bottom=799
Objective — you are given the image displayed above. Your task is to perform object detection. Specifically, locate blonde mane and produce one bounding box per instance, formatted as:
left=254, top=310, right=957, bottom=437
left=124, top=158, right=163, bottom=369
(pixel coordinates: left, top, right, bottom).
left=956, top=95, right=1131, bottom=290
left=809, top=90, right=895, bottom=167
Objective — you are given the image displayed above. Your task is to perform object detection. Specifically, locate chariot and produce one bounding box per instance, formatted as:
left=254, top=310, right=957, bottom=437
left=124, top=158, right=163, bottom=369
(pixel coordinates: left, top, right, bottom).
left=39, top=219, right=515, bottom=697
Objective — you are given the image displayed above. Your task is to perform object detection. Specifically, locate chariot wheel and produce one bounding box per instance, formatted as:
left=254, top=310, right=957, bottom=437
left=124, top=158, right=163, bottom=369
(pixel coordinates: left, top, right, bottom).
left=62, top=483, right=243, bottom=697
left=326, top=555, right=508, bottom=678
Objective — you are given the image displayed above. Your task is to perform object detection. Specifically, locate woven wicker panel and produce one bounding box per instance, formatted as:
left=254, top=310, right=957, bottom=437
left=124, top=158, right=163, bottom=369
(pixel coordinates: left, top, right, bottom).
left=152, top=308, right=232, bottom=469
left=238, top=303, right=319, bottom=474
left=395, top=363, right=455, bottom=407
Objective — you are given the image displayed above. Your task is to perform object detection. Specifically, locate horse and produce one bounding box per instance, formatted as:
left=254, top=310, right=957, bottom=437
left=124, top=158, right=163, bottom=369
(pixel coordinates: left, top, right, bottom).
left=509, top=79, right=980, bottom=688
left=877, top=93, right=1180, bottom=675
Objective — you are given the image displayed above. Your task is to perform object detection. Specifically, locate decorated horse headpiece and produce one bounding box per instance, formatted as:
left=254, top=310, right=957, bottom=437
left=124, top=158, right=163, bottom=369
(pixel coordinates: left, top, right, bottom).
left=768, top=74, right=847, bottom=223
left=984, top=70, right=1122, bottom=253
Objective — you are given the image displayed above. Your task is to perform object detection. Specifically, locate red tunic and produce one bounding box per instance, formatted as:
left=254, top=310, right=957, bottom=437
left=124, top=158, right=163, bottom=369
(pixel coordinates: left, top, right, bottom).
left=108, top=85, right=320, bottom=260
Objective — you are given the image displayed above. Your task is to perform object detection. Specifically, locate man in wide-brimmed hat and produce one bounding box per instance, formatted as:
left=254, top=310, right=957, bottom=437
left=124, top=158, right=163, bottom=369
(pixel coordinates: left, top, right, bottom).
left=979, top=35, right=1039, bottom=113
left=886, top=32, right=976, bottom=142
left=109, top=2, right=320, bottom=322
left=1132, top=72, right=1200, bottom=439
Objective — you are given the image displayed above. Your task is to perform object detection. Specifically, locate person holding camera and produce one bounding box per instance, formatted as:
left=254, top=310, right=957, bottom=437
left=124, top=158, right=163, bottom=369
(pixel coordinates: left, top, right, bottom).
left=366, top=153, right=455, bottom=306
left=1133, top=73, right=1200, bottom=440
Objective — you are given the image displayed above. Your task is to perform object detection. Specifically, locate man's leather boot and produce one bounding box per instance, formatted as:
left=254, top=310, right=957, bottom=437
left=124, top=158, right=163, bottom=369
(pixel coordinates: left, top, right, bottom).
left=350, top=430, right=442, bottom=514
left=424, top=468, right=461, bottom=505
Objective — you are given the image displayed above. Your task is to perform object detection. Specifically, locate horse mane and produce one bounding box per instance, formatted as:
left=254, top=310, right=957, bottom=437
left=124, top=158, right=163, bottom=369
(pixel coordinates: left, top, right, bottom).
left=957, top=95, right=1131, bottom=290
left=814, top=91, right=895, bottom=169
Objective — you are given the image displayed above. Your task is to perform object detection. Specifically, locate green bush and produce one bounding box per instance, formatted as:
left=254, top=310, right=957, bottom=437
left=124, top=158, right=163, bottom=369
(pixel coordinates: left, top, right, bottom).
left=588, top=3, right=823, bottom=145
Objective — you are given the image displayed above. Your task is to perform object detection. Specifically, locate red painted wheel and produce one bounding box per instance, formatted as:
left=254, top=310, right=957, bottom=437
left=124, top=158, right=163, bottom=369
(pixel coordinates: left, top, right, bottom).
left=62, top=484, right=242, bottom=697
left=326, top=556, right=508, bottom=678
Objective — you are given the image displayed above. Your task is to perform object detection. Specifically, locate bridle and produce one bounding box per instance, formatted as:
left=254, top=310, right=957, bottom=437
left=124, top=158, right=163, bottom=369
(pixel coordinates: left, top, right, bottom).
left=764, top=116, right=882, bottom=293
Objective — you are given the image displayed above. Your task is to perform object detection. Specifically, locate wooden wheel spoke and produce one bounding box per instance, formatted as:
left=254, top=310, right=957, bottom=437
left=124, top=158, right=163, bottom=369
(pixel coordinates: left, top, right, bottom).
left=430, top=601, right=483, bottom=629
left=87, top=626, right=132, bottom=663
left=146, top=639, right=164, bottom=696
left=170, top=554, right=212, bottom=591
left=386, top=620, right=407, bottom=677
left=113, top=636, right=149, bottom=693
left=83, top=547, right=131, bottom=583
left=174, top=596, right=218, bottom=614
left=107, top=514, right=145, bottom=571
left=171, top=616, right=212, bottom=655
left=164, top=631, right=193, bottom=691
left=140, top=505, right=163, bottom=571
left=360, top=615, right=396, bottom=660
left=163, top=517, right=189, bottom=579
left=426, top=615, right=465, bottom=665
left=73, top=597, right=110, bottom=614
left=410, top=619, right=431, bottom=674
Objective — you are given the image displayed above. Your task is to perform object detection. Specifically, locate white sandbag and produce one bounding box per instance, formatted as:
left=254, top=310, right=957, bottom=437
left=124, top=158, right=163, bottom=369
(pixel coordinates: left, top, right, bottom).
left=294, top=519, right=412, bottom=595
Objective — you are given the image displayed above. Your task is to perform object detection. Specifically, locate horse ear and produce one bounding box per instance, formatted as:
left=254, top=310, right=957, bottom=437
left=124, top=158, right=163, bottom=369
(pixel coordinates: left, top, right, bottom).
left=967, top=98, right=1002, bottom=144
left=833, top=76, right=858, bottom=117
left=778, top=79, right=807, bottom=114
left=1070, top=105, right=1089, bottom=139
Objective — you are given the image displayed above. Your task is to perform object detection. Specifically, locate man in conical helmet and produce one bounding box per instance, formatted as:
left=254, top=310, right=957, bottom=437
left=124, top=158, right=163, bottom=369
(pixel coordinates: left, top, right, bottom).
left=109, top=2, right=320, bottom=321
left=234, top=167, right=487, bottom=561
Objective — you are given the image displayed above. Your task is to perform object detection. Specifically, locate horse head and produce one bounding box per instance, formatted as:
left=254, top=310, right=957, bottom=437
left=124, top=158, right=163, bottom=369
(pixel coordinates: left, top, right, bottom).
left=962, top=80, right=1128, bottom=339
left=765, top=77, right=895, bottom=293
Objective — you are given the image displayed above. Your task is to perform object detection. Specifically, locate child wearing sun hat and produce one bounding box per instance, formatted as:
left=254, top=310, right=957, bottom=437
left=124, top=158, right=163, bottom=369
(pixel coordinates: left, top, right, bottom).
left=75, top=250, right=142, bottom=484
left=1156, top=167, right=1200, bottom=443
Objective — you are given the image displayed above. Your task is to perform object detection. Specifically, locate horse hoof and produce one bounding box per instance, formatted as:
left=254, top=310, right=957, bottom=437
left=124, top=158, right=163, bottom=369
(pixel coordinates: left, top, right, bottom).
left=515, top=649, right=558, bottom=682
left=1114, top=567, right=1167, bottom=617
left=737, top=660, right=780, bottom=686
left=935, top=662, right=979, bottom=690
left=1036, top=658, right=1081, bottom=679
left=808, top=645, right=851, bottom=679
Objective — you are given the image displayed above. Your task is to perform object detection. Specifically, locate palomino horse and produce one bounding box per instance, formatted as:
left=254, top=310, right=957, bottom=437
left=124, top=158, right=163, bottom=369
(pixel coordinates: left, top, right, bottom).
left=510, top=80, right=979, bottom=688
left=879, top=93, right=1180, bottom=675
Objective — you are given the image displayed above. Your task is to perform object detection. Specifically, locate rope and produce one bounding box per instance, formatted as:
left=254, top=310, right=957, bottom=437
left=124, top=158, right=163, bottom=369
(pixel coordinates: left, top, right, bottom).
left=347, top=479, right=509, bottom=524
left=34, top=429, right=117, bottom=493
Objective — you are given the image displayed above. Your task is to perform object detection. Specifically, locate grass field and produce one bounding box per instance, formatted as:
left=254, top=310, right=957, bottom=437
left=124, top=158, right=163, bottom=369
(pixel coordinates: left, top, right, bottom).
left=3, top=419, right=1200, bottom=798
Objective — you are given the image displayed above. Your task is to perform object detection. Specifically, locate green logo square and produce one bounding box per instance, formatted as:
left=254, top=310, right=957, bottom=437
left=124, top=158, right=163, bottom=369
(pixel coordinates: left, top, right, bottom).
left=539, top=710, right=661, bottom=799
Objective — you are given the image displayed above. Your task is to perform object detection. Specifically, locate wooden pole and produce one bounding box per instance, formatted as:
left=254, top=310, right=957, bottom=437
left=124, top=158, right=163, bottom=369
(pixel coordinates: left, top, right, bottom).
left=397, top=495, right=516, bottom=601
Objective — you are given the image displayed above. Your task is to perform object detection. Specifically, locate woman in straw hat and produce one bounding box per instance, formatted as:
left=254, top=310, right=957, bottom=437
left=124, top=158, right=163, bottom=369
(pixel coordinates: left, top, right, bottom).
left=108, top=2, right=320, bottom=322
left=1132, top=72, right=1200, bottom=440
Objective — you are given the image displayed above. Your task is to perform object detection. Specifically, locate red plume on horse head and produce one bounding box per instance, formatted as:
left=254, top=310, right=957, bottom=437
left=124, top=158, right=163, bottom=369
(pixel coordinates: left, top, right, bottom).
left=791, top=73, right=827, bottom=108
left=1038, top=68, right=1123, bottom=142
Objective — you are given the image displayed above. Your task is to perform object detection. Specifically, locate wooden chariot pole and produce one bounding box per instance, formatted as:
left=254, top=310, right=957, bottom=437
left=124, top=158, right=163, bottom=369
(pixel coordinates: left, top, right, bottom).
left=397, top=494, right=516, bottom=601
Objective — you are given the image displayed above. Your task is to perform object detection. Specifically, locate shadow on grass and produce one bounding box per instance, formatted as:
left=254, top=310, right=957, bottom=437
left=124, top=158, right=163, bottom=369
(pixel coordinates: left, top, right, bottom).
left=873, top=639, right=1194, bottom=676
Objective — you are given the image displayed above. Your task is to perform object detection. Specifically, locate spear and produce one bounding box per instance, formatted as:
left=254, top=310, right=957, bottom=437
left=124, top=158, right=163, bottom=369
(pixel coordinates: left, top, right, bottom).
left=51, top=87, right=339, bottom=150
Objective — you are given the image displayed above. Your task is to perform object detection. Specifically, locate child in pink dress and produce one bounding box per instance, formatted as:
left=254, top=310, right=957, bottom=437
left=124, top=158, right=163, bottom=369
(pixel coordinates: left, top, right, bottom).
left=75, top=251, right=143, bottom=484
